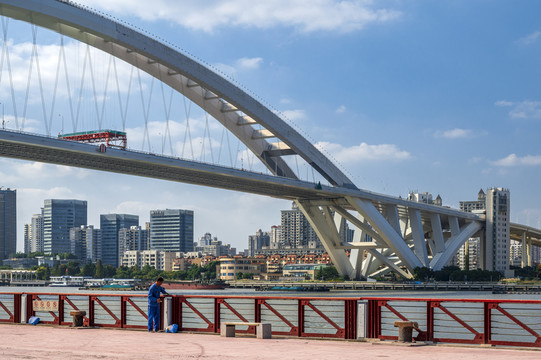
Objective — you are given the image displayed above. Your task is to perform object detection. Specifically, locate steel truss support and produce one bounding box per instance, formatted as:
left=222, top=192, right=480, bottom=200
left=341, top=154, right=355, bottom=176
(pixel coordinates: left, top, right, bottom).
left=296, top=196, right=484, bottom=280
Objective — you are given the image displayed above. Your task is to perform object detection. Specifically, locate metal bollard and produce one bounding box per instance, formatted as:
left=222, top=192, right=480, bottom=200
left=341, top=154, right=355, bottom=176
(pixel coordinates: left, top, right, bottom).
left=393, top=321, right=418, bottom=342
left=70, top=310, right=86, bottom=327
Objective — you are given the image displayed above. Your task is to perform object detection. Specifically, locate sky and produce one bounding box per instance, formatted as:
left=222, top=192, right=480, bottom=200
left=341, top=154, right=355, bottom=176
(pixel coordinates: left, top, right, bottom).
left=2, top=0, right=541, bottom=252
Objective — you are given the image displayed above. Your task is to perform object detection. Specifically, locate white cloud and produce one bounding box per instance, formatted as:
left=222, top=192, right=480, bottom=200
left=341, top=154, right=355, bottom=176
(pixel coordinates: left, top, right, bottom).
left=491, top=154, right=541, bottom=167
left=279, top=109, right=306, bottom=121
left=315, top=141, right=411, bottom=163
left=495, top=100, right=541, bottom=119
left=76, top=0, right=401, bottom=34
left=336, top=105, right=346, bottom=113
left=214, top=57, right=264, bottom=79
left=434, top=128, right=472, bottom=139
left=495, top=100, right=513, bottom=107
left=236, top=57, right=263, bottom=70
left=518, top=31, right=541, bottom=45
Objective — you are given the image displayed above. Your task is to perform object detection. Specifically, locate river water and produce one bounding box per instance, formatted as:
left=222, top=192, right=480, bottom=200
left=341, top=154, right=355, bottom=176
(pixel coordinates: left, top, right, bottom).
left=2, top=285, right=541, bottom=300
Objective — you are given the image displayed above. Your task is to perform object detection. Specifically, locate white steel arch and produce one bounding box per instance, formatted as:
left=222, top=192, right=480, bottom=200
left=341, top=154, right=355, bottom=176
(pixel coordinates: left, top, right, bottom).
left=0, top=0, right=488, bottom=280
left=0, top=0, right=356, bottom=189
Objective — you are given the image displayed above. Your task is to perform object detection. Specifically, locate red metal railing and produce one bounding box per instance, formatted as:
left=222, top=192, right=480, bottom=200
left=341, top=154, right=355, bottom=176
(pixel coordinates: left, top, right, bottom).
left=5, top=293, right=357, bottom=338
left=2, top=292, right=541, bottom=348
left=172, top=295, right=357, bottom=338
left=365, top=297, right=541, bottom=348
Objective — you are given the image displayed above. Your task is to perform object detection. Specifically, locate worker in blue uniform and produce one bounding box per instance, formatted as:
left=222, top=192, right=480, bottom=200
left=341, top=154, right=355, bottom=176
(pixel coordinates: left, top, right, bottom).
left=148, top=276, right=169, bottom=332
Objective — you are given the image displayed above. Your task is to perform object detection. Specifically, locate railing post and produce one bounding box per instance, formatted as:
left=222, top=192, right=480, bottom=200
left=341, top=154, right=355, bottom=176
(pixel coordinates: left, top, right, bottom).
left=159, top=297, right=164, bottom=331
left=172, top=296, right=182, bottom=331
left=366, top=299, right=382, bottom=339
left=88, top=296, right=95, bottom=327
left=356, top=300, right=367, bottom=339
left=297, top=299, right=305, bottom=337
left=27, top=294, right=34, bottom=322
left=426, top=301, right=434, bottom=342
left=58, top=295, right=64, bottom=326
left=344, top=300, right=357, bottom=339
left=177, top=296, right=184, bottom=332
left=163, top=297, right=173, bottom=330
left=13, top=294, right=21, bottom=323
left=255, top=298, right=261, bottom=323
left=20, top=294, right=26, bottom=324
left=214, top=298, right=220, bottom=333
left=484, top=302, right=492, bottom=345
left=120, top=296, right=127, bottom=329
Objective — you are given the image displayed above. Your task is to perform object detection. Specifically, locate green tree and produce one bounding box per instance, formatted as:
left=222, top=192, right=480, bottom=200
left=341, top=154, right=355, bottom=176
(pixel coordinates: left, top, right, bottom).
left=103, top=265, right=117, bottom=278
left=433, top=265, right=460, bottom=282
left=80, top=263, right=96, bottom=277
left=35, top=266, right=50, bottom=280
left=202, top=261, right=219, bottom=280
left=66, top=261, right=80, bottom=276
left=242, top=272, right=254, bottom=280
left=315, top=266, right=341, bottom=281
left=50, top=263, right=61, bottom=276
left=95, top=260, right=104, bottom=278
left=59, top=264, right=68, bottom=275
left=187, top=264, right=202, bottom=280
left=413, top=267, right=434, bottom=281
left=236, top=271, right=244, bottom=280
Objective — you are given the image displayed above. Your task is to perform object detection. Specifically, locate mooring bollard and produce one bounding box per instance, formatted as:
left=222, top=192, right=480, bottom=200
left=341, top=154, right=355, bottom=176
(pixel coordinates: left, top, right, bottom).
left=393, top=321, right=418, bottom=342
left=70, top=310, right=86, bottom=327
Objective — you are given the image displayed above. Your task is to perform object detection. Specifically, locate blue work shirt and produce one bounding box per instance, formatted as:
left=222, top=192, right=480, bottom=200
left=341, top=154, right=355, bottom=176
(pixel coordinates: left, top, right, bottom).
left=148, top=283, right=168, bottom=306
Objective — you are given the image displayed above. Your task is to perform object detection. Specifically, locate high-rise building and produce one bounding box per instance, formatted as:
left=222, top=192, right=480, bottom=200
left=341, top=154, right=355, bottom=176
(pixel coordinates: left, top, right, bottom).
left=118, top=225, right=148, bottom=265
left=456, top=190, right=487, bottom=270
left=269, top=225, right=281, bottom=249
left=43, top=199, right=86, bottom=255
left=195, top=238, right=235, bottom=257
left=458, top=188, right=512, bottom=275
left=198, top=233, right=216, bottom=247
left=100, top=214, right=139, bottom=267
left=69, top=225, right=101, bottom=263
left=280, top=202, right=319, bottom=249
left=30, top=213, right=44, bottom=253
left=248, top=229, right=270, bottom=256
left=460, top=189, right=486, bottom=212
left=150, top=209, right=194, bottom=252
left=485, top=187, right=511, bottom=275
left=0, top=188, right=16, bottom=261
left=24, top=224, right=31, bottom=254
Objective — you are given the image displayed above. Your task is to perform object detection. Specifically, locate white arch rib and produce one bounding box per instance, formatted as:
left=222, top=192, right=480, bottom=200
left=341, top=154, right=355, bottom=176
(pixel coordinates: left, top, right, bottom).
left=0, top=0, right=356, bottom=189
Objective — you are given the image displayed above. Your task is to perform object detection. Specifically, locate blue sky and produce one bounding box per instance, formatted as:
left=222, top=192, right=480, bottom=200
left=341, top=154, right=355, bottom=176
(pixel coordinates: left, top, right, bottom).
left=3, top=0, right=541, bottom=251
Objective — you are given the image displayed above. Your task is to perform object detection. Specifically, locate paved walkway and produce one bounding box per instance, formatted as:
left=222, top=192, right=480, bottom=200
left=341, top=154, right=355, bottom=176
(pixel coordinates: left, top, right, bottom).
left=1, top=324, right=540, bottom=360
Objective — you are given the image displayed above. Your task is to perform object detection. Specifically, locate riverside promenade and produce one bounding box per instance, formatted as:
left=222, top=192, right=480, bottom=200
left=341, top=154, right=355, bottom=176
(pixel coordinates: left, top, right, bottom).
left=1, top=325, right=540, bottom=360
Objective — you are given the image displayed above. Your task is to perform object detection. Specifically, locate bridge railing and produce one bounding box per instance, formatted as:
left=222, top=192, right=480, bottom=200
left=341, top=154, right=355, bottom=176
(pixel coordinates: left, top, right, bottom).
left=7, top=293, right=358, bottom=339
left=2, top=292, right=541, bottom=347
left=366, top=297, right=541, bottom=347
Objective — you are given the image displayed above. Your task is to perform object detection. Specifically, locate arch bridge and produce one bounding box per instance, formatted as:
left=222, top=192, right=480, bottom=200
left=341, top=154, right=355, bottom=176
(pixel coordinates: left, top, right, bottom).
left=0, top=0, right=519, bottom=279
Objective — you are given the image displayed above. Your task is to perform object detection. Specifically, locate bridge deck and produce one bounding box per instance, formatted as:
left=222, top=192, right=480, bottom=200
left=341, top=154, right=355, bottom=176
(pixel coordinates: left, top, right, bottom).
left=0, top=129, right=481, bottom=222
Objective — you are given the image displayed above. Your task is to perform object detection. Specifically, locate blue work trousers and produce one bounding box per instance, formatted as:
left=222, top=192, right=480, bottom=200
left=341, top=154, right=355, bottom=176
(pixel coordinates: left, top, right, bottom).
left=148, top=305, right=160, bottom=331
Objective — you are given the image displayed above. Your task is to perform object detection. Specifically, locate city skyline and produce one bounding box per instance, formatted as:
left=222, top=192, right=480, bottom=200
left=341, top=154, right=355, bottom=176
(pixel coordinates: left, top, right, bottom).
left=1, top=1, right=541, bottom=252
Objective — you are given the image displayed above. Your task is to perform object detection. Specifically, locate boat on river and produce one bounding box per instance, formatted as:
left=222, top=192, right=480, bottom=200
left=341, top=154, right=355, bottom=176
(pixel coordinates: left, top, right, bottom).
left=161, top=280, right=228, bottom=290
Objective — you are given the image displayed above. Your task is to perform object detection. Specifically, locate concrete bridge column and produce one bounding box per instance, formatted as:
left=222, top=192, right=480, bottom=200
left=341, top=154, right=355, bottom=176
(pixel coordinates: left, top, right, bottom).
left=527, top=235, right=532, bottom=267
left=522, top=232, right=527, bottom=268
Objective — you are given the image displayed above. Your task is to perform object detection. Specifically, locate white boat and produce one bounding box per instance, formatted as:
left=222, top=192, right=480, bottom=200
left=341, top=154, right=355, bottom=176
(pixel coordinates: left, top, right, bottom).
left=49, top=276, right=88, bottom=287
